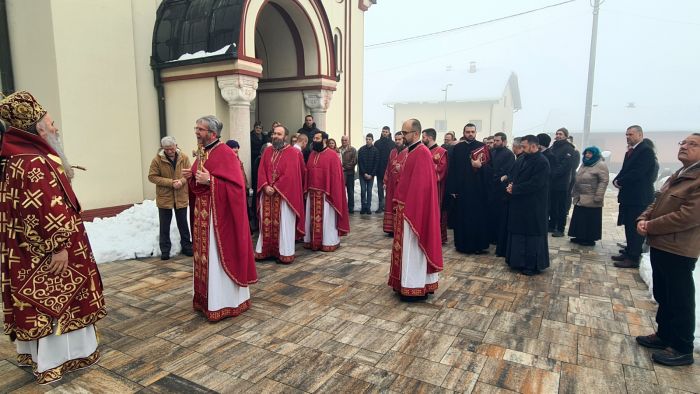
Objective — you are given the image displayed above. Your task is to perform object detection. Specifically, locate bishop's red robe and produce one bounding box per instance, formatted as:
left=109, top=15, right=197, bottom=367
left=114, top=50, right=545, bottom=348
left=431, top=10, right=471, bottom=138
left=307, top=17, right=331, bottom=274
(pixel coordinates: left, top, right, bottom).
left=256, top=144, right=305, bottom=263
left=429, top=144, right=449, bottom=244
left=304, top=148, right=349, bottom=251
left=388, top=142, right=444, bottom=296
left=188, top=141, right=257, bottom=321
left=383, top=147, right=407, bottom=233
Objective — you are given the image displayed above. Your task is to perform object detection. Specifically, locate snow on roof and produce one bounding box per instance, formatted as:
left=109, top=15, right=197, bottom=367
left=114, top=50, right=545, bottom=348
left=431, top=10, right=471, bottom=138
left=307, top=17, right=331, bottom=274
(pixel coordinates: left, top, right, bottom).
left=169, top=44, right=234, bottom=62
left=544, top=106, right=700, bottom=133
left=384, top=66, right=521, bottom=109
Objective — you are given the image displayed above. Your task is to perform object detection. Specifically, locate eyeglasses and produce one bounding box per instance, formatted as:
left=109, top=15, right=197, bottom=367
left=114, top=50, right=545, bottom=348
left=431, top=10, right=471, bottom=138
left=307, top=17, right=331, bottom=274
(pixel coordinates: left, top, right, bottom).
left=678, top=140, right=699, bottom=148
left=400, top=130, right=415, bottom=135
left=194, top=127, right=209, bottom=132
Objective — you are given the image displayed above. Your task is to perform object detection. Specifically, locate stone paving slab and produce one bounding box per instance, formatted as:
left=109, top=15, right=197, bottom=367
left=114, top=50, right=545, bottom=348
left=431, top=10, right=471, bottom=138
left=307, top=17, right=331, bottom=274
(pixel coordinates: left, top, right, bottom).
left=2, top=197, right=700, bottom=393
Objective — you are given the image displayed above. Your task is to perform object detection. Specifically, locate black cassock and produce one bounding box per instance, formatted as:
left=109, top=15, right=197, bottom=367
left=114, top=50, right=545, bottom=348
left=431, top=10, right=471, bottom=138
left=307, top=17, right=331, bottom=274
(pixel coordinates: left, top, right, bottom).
left=444, top=140, right=492, bottom=253
left=487, top=147, right=515, bottom=244
left=505, top=151, right=551, bottom=271
left=495, top=154, right=523, bottom=257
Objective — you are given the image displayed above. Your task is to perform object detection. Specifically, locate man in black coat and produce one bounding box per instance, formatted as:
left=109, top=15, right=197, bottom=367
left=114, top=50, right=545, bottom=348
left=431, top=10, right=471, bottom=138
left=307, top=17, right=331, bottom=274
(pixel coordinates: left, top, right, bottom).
left=505, top=134, right=551, bottom=275
left=298, top=115, right=320, bottom=161
left=373, top=126, right=394, bottom=213
left=564, top=135, right=581, bottom=226
left=357, top=133, right=379, bottom=214
left=548, top=128, right=576, bottom=237
left=444, top=123, right=492, bottom=254
left=612, top=125, right=659, bottom=268
left=487, top=132, right=515, bottom=244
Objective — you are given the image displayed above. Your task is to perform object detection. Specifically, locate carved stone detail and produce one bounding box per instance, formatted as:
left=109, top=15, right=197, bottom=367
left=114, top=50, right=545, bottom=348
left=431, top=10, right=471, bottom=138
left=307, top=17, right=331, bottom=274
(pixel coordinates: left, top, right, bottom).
left=217, top=74, right=259, bottom=106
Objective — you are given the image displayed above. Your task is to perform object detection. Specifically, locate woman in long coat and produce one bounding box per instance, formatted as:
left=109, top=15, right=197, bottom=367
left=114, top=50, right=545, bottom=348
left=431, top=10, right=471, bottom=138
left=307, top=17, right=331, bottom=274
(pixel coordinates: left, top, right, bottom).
left=568, top=146, right=609, bottom=246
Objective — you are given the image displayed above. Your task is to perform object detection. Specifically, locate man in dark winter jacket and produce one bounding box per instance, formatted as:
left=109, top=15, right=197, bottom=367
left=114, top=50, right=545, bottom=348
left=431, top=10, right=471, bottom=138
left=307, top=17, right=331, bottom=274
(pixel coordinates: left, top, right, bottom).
left=357, top=133, right=379, bottom=214
left=548, top=128, right=577, bottom=237
left=373, top=126, right=394, bottom=213
left=298, top=115, right=320, bottom=161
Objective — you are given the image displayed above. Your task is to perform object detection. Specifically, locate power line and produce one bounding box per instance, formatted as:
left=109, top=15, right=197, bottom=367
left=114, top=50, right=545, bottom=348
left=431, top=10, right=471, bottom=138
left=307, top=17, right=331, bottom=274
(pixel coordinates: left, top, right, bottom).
left=365, top=0, right=577, bottom=49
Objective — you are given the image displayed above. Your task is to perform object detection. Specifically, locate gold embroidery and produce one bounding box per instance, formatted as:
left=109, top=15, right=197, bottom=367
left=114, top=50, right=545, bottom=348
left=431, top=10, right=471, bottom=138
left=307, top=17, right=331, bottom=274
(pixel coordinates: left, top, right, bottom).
left=27, top=167, right=44, bottom=183
left=8, top=158, right=25, bottom=179
left=12, top=295, right=31, bottom=311
left=44, top=212, right=67, bottom=232
left=50, top=195, right=63, bottom=207
left=22, top=189, right=43, bottom=209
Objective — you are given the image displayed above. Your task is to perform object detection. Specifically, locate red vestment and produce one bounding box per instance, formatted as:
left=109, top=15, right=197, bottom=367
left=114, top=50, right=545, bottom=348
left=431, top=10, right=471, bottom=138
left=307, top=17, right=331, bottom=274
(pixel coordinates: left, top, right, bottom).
left=256, top=145, right=305, bottom=262
left=429, top=144, right=449, bottom=244
left=188, top=142, right=257, bottom=321
left=304, top=148, right=349, bottom=251
left=0, top=127, right=106, bottom=341
left=383, top=147, right=407, bottom=233
left=388, top=142, right=443, bottom=295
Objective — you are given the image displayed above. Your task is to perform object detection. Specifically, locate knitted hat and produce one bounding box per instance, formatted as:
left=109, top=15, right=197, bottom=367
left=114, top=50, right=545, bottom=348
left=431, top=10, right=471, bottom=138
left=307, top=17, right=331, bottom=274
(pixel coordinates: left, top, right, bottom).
left=0, top=91, right=47, bottom=131
left=226, top=139, right=240, bottom=149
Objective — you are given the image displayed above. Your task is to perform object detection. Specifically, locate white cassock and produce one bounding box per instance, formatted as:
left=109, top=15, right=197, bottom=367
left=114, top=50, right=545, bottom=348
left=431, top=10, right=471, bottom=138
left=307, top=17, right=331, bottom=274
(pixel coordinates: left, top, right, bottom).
left=206, top=211, right=249, bottom=311
left=400, top=220, right=439, bottom=290
left=303, top=194, right=340, bottom=247
left=16, top=324, right=97, bottom=376
left=255, top=196, right=297, bottom=258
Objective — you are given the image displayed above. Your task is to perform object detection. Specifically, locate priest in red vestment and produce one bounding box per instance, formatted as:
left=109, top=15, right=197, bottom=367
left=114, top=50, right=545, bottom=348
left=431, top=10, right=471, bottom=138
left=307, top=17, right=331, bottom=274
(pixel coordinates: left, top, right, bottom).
left=383, top=132, right=407, bottom=235
left=183, top=115, right=257, bottom=322
left=255, top=125, right=305, bottom=263
left=388, top=119, right=443, bottom=300
left=0, top=91, right=106, bottom=384
left=422, top=128, right=449, bottom=244
left=303, top=131, right=349, bottom=251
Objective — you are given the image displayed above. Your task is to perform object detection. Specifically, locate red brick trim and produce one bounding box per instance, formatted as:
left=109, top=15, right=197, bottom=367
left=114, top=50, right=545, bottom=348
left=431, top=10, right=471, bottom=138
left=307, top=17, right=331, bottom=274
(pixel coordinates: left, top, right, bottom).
left=81, top=204, right=132, bottom=222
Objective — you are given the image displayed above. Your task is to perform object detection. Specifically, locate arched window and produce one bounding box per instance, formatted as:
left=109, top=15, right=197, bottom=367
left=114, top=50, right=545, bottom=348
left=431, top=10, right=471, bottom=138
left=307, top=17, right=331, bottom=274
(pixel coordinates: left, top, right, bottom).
left=333, top=28, right=343, bottom=75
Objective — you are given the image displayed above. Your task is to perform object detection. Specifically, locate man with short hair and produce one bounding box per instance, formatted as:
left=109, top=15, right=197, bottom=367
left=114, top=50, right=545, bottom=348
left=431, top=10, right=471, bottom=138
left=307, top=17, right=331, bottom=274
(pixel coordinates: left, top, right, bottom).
left=250, top=121, right=268, bottom=164
left=182, top=116, right=257, bottom=321
left=511, top=137, right=524, bottom=157
left=303, top=131, right=350, bottom=251
left=383, top=131, right=407, bottom=235
left=255, top=125, right=306, bottom=263
left=422, top=128, right=449, bottom=244
left=357, top=133, right=378, bottom=214
left=388, top=119, right=443, bottom=300
left=445, top=123, right=492, bottom=254
left=298, top=115, right=319, bottom=162
left=496, top=136, right=525, bottom=257
left=294, top=133, right=310, bottom=163
left=148, top=136, right=193, bottom=260
left=442, top=131, right=456, bottom=157
left=488, top=132, right=515, bottom=244
left=374, top=126, right=394, bottom=213
left=612, top=125, right=659, bottom=268
left=0, top=91, right=106, bottom=384
left=340, top=135, right=358, bottom=214
left=634, top=133, right=700, bottom=366
left=484, top=136, right=495, bottom=149
left=548, top=127, right=576, bottom=237
left=505, top=135, right=551, bottom=275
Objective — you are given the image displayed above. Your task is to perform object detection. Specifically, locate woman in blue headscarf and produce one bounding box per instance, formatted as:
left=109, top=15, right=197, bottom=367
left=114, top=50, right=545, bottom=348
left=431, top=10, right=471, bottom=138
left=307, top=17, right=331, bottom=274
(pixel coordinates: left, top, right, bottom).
left=568, top=146, right=609, bottom=246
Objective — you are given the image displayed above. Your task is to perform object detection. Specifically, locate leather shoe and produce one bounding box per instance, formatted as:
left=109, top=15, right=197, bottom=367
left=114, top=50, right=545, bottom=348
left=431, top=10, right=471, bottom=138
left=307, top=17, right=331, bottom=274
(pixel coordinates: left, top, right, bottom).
left=636, top=334, right=668, bottom=349
left=614, top=258, right=639, bottom=268
left=617, top=242, right=627, bottom=248
left=161, top=253, right=170, bottom=261
left=652, top=348, right=694, bottom=366
left=611, top=254, right=627, bottom=262
left=552, top=231, right=564, bottom=237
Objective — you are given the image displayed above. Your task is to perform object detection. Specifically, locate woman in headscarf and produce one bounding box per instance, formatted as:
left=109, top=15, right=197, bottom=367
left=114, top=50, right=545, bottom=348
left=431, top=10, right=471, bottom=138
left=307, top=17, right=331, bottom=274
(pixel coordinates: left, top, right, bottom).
left=568, top=146, right=609, bottom=246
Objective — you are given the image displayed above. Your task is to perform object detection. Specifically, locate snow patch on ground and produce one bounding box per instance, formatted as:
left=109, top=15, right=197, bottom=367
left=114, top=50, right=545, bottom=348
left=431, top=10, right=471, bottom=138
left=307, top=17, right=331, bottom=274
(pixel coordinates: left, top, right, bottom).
left=639, top=253, right=700, bottom=349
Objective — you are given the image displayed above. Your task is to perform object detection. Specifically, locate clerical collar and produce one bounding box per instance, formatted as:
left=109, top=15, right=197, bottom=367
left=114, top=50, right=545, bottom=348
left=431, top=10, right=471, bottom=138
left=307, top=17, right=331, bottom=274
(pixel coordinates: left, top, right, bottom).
left=204, top=139, right=219, bottom=151
left=428, top=143, right=438, bottom=150
left=408, top=140, right=421, bottom=152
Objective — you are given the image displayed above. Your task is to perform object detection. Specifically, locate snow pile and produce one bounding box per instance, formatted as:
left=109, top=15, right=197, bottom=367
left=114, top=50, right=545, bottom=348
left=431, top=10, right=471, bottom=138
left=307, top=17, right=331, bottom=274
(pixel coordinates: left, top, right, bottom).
left=352, top=178, right=379, bottom=212
left=172, top=44, right=232, bottom=62
left=639, top=253, right=700, bottom=349
left=84, top=200, right=186, bottom=263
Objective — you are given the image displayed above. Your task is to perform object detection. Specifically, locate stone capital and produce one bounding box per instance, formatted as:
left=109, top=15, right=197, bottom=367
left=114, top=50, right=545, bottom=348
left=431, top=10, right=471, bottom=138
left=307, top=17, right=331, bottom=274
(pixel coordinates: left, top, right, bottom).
left=303, top=90, right=333, bottom=112
left=217, top=74, right=259, bottom=106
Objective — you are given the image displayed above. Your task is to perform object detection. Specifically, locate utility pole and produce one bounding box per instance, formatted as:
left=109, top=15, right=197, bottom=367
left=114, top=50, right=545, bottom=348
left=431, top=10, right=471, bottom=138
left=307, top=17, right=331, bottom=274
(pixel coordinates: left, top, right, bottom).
left=582, top=0, right=602, bottom=149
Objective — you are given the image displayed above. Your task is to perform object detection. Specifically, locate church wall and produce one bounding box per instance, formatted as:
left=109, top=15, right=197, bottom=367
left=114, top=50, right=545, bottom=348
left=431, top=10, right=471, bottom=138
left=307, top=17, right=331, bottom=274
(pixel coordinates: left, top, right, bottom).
left=258, top=91, right=305, bottom=136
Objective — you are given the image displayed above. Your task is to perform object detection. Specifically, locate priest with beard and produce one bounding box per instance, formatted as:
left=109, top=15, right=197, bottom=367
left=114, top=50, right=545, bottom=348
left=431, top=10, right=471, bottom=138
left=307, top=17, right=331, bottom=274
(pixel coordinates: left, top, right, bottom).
left=383, top=131, right=407, bottom=235
left=255, top=125, right=306, bottom=263
left=421, top=128, right=449, bottom=244
left=444, top=123, right=493, bottom=254
left=0, top=91, right=106, bottom=384
left=182, top=116, right=257, bottom=322
left=505, top=135, right=551, bottom=275
left=388, top=119, right=443, bottom=301
left=303, top=131, right=349, bottom=251
left=487, top=132, right=515, bottom=244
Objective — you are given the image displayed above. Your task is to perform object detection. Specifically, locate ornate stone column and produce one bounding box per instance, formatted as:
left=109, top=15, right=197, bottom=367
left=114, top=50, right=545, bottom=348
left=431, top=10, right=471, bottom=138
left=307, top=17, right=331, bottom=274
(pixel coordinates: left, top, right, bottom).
left=217, top=74, right=259, bottom=180
left=303, top=90, right=333, bottom=132
left=249, top=99, right=257, bottom=133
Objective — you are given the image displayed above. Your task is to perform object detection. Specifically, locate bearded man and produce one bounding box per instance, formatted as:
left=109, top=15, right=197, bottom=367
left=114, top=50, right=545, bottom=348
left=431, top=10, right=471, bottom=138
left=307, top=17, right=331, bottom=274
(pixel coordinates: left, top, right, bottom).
left=0, top=91, right=106, bottom=384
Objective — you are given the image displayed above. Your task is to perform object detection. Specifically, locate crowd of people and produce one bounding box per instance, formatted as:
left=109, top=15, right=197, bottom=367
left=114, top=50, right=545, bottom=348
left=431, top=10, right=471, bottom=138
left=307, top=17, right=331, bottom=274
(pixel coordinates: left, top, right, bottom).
left=1, top=89, right=698, bottom=384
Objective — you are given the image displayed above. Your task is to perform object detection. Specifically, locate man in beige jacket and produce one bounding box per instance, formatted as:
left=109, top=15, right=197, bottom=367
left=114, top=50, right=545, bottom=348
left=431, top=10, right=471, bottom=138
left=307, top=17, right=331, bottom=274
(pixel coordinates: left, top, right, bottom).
left=635, top=133, right=700, bottom=366
left=148, top=136, right=193, bottom=260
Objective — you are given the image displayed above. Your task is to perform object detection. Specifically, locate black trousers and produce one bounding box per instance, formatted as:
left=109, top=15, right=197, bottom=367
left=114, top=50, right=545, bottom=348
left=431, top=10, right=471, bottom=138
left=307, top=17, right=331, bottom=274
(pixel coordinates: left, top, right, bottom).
left=376, top=172, right=385, bottom=210
left=159, top=207, right=192, bottom=254
left=344, top=172, right=355, bottom=211
left=548, top=189, right=568, bottom=232
left=650, top=247, right=697, bottom=354
left=620, top=204, right=646, bottom=261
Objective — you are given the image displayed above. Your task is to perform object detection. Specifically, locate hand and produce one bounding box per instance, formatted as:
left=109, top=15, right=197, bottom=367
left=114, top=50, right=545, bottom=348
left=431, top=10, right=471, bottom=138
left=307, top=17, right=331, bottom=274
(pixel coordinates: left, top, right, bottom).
left=48, top=249, right=69, bottom=276
left=450, top=193, right=458, bottom=199
left=173, top=179, right=183, bottom=189
left=195, top=167, right=211, bottom=185
left=613, top=179, right=620, bottom=189
left=506, top=183, right=513, bottom=194
left=264, top=185, right=275, bottom=196
left=500, top=175, right=508, bottom=182
left=471, top=158, right=482, bottom=169
left=637, top=220, right=648, bottom=236
left=364, top=174, right=371, bottom=180
left=182, top=168, right=193, bottom=180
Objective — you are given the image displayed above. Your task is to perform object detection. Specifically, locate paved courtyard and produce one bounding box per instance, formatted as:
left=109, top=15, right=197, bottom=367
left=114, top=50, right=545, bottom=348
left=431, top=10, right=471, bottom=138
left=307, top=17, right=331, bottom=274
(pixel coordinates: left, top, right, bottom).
left=2, top=197, right=699, bottom=393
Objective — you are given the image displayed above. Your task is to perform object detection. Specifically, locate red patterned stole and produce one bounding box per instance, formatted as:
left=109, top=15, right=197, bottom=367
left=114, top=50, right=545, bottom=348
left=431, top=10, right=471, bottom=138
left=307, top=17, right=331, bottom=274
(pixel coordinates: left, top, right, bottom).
left=303, top=189, right=339, bottom=252
left=255, top=193, right=294, bottom=263
left=192, top=189, right=211, bottom=309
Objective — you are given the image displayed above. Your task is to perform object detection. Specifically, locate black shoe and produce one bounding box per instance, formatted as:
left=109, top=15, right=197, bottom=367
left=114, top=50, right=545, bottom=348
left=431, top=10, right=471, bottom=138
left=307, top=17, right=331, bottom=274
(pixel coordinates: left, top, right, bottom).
left=578, top=240, right=595, bottom=246
left=400, top=294, right=429, bottom=302
left=473, top=250, right=488, bottom=255
left=570, top=238, right=580, bottom=244
left=614, top=258, right=640, bottom=269
left=611, top=254, right=628, bottom=262
left=552, top=231, right=564, bottom=237
left=619, top=248, right=627, bottom=254
left=161, top=253, right=170, bottom=261
left=652, top=348, right=694, bottom=366
left=636, top=334, right=668, bottom=350
left=375, top=208, right=384, bottom=213
left=182, top=248, right=193, bottom=257
left=617, top=242, right=627, bottom=248
left=385, top=232, right=394, bottom=237
left=521, top=269, right=539, bottom=276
